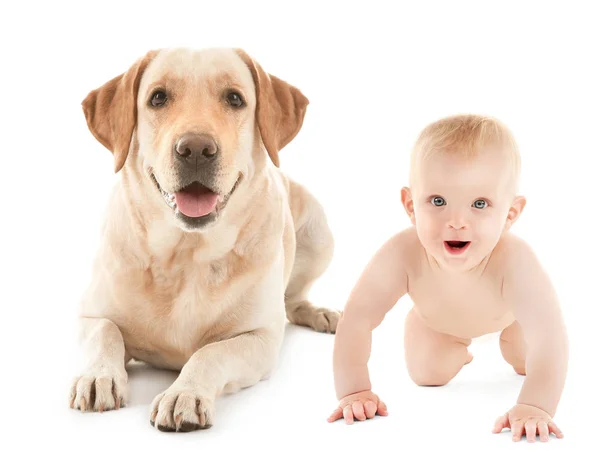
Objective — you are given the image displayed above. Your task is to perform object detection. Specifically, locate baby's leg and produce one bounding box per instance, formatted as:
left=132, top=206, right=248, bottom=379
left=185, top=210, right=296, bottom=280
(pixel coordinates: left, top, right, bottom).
left=404, top=308, right=472, bottom=386
left=499, top=321, right=526, bottom=375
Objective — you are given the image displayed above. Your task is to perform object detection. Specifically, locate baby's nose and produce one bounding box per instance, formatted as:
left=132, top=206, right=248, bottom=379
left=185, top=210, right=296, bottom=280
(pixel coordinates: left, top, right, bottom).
left=447, top=213, right=468, bottom=230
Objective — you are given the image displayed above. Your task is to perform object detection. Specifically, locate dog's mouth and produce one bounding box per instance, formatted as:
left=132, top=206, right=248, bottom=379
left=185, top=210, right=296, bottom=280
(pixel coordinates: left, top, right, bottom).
left=149, top=172, right=241, bottom=219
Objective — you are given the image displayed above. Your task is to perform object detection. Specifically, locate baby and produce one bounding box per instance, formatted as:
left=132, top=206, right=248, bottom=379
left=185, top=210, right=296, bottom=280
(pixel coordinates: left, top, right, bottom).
left=327, top=114, right=568, bottom=443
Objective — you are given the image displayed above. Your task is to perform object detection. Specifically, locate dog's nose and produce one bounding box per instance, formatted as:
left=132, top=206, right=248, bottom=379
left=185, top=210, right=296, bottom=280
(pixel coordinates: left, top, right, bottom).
left=174, top=133, right=218, bottom=161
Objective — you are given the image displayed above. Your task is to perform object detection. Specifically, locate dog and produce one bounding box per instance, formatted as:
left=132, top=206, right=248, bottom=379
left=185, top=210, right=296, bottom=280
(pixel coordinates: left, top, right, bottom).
left=69, top=47, right=339, bottom=432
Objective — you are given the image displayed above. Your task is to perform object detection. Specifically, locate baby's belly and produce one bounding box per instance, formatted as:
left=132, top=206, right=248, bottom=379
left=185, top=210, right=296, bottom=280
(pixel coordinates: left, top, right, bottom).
left=413, top=304, right=515, bottom=339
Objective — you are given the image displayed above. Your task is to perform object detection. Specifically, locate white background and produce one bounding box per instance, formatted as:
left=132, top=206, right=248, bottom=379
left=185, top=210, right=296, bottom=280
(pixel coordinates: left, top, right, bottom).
left=2, top=1, right=598, bottom=452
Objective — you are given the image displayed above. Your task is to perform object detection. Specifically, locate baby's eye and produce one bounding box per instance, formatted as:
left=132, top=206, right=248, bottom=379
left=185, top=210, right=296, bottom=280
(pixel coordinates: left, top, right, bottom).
left=431, top=196, right=446, bottom=207
left=473, top=199, right=488, bottom=209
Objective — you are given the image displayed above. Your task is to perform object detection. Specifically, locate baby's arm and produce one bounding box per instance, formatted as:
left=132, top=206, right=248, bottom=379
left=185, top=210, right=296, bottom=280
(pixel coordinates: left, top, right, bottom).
left=328, top=230, right=410, bottom=423
left=496, top=237, right=568, bottom=440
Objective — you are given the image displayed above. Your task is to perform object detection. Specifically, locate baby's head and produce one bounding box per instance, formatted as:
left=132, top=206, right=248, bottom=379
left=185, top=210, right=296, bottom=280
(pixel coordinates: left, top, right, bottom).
left=401, top=114, right=526, bottom=271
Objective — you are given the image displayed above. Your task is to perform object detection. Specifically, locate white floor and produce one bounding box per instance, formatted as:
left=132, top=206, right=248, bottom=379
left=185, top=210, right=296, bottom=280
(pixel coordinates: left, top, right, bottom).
left=10, top=292, right=591, bottom=454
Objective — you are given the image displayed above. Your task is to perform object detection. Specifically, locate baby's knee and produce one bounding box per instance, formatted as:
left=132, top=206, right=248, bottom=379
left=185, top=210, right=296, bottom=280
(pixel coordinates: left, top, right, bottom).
left=406, top=358, right=467, bottom=386
left=409, top=369, right=452, bottom=387
left=499, top=336, right=526, bottom=375
left=405, top=342, right=472, bottom=387
left=512, top=365, right=526, bottom=376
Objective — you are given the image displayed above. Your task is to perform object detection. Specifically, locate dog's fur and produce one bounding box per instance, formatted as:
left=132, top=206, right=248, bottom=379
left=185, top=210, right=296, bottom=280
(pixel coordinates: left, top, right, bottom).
left=69, top=48, right=339, bottom=432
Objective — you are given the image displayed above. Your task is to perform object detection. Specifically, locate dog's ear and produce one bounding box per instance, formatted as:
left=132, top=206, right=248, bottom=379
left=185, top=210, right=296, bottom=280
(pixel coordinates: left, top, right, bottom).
left=235, top=49, right=309, bottom=167
left=82, top=50, right=158, bottom=173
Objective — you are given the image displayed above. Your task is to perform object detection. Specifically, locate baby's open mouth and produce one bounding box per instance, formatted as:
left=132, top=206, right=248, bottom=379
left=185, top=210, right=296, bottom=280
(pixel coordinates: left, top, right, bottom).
left=444, top=240, right=471, bottom=254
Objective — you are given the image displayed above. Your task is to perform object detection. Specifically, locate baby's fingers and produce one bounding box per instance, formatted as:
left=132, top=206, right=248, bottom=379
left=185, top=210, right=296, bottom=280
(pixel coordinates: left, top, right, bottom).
left=352, top=401, right=366, bottom=421
left=538, top=422, right=550, bottom=442
left=492, top=414, right=509, bottom=433
left=377, top=399, right=388, bottom=416
left=525, top=420, right=537, bottom=443
left=327, top=407, right=343, bottom=423
left=364, top=400, right=377, bottom=419
left=511, top=420, right=525, bottom=442
left=343, top=405, right=354, bottom=425
left=548, top=421, right=564, bottom=439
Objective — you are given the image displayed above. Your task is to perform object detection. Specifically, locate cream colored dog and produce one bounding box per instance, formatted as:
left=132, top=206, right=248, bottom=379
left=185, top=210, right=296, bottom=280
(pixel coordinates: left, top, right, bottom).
left=69, top=47, right=339, bottom=432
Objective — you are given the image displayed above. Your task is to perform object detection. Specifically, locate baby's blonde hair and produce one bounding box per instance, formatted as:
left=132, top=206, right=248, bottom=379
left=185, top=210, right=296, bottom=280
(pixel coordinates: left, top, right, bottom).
left=409, top=114, right=521, bottom=191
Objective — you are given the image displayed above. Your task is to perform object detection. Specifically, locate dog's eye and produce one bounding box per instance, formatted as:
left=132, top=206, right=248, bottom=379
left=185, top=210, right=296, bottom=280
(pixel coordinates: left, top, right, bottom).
left=226, top=91, right=244, bottom=108
left=150, top=90, right=168, bottom=107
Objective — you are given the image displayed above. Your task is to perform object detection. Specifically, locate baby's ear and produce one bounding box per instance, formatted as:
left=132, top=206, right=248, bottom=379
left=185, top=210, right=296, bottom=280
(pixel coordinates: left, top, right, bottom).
left=504, top=195, right=527, bottom=230
left=401, top=187, right=416, bottom=225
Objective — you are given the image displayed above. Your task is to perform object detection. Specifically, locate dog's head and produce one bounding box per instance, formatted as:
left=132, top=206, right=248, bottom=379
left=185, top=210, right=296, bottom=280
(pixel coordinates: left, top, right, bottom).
left=82, top=48, right=308, bottom=231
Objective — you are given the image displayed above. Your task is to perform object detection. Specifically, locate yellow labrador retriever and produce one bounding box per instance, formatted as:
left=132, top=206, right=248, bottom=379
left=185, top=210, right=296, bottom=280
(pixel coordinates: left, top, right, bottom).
left=70, top=47, right=339, bottom=432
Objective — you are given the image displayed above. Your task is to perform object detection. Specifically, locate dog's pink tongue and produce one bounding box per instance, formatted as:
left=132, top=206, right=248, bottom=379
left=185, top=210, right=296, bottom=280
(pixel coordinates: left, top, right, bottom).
left=174, top=190, right=218, bottom=218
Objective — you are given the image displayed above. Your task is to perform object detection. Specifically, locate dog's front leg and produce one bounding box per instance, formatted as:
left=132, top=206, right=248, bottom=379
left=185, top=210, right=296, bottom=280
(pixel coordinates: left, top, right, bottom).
left=150, top=326, right=283, bottom=432
left=69, top=317, right=129, bottom=412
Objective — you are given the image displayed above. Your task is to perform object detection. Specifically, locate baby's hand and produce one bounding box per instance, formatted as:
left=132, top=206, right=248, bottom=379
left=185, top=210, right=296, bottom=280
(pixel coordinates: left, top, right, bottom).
left=492, top=403, right=564, bottom=442
left=327, top=390, right=388, bottom=424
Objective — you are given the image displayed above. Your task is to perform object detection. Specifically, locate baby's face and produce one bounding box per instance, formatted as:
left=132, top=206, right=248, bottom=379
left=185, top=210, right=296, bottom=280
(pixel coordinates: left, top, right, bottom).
left=407, top=149, right=518, bottom=271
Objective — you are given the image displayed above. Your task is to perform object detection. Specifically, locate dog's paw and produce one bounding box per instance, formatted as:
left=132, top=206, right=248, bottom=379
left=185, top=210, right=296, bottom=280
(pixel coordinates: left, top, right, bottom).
left=310, top=307, right=341, bottom=334
left=69, top=371, right=127, bottom=412
left=287, top=301, right=341, bottom=334
left=150, top=388, right=214, bottom=432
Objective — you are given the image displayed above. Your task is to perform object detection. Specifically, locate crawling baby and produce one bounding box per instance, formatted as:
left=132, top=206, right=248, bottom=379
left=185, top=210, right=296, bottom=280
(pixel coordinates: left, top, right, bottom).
left=327, top=114, right=568, bottom=443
